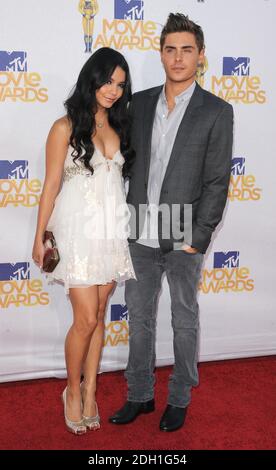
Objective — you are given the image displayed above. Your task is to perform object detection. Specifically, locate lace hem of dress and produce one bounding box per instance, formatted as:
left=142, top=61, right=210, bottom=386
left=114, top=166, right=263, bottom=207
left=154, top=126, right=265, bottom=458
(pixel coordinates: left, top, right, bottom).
left=46, top=269, right=136, bottom=294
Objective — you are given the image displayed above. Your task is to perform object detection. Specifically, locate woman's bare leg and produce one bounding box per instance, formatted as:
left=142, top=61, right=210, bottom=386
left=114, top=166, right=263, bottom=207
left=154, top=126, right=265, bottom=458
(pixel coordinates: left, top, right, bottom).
left=65, top=285, right=99, bottom=422
left=82, top=281, right=115, bottom=417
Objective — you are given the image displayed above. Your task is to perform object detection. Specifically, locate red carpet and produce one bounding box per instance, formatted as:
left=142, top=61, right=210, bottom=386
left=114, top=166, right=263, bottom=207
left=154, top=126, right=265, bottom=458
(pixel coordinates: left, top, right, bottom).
left=1, top=356, right=275, bottom=450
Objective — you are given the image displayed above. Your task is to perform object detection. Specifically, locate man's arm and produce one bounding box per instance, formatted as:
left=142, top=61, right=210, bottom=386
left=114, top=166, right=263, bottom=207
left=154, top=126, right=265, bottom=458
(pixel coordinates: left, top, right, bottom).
left=191, top=103, right=234, bottom=253
left=128, top=91, right=139, bottom=120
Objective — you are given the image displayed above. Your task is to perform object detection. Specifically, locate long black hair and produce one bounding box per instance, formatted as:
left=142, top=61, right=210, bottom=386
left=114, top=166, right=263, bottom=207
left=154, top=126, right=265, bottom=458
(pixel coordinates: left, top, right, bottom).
left=64, top=47, right=135, bottom=178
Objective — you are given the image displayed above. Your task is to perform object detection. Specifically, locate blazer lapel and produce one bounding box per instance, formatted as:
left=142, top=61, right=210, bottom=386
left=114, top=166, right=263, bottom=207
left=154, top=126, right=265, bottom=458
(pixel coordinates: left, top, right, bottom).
left=162, top=83, right=204, bottom=187
left=143, top=86, right=162, bottom=184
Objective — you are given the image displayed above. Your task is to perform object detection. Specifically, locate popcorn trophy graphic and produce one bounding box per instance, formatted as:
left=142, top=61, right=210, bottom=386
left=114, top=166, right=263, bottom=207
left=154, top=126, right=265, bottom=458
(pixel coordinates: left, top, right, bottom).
left=196, top=56, right=208, bottom=88
left=79, top=0, right=99, bottom=53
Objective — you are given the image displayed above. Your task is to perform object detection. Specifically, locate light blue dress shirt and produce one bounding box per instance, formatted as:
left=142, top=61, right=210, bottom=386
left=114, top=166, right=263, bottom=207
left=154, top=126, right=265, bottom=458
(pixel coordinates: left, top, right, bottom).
left=137, top=81, right=196, bottom=247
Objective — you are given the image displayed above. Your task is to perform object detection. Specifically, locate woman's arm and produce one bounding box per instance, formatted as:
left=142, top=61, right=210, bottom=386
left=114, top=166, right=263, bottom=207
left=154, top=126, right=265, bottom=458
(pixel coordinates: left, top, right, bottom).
left=78, top=0, right=84, bottom=15
left=32, top=117, right=70, bottom=267
left=93, top=0, right=99, bottom=16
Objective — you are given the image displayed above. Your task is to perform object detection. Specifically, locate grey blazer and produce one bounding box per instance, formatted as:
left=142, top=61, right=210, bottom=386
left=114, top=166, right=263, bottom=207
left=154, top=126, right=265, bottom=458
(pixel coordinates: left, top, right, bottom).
left=127, top=82, right=234, bottom=254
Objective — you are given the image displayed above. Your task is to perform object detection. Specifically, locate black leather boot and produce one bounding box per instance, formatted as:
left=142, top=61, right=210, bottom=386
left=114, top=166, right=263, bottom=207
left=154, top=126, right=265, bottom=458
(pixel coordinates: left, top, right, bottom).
left=159, top=405, right=188, bottom=432
left=109, top=399, right=155, bottom=424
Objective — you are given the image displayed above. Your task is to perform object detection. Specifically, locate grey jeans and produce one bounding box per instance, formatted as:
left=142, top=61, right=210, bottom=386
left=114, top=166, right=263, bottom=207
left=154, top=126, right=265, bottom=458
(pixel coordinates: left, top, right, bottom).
left=124, top=242, right=204, bottom=408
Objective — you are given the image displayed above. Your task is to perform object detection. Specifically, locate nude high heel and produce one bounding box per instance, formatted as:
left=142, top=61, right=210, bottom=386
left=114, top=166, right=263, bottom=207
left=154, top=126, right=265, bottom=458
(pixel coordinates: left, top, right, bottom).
left=81, top=382, right=100, bottom=430
left=61, top=387, right=87, bottom=435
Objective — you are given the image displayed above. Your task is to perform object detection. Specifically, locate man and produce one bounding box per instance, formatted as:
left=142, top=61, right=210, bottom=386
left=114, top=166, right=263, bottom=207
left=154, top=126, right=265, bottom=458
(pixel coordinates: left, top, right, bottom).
left=109, top=13, right=233, bottom=432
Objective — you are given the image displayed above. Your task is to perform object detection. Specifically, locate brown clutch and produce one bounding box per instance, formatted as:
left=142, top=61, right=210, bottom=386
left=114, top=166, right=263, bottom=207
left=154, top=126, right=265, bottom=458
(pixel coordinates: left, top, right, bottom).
left=42, top=231, right=60, bottom=273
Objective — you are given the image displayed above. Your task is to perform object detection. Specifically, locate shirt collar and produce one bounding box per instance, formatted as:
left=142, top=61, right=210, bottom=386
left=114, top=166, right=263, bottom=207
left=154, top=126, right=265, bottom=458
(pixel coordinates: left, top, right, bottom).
left=161, top=81, right=196, bottom=107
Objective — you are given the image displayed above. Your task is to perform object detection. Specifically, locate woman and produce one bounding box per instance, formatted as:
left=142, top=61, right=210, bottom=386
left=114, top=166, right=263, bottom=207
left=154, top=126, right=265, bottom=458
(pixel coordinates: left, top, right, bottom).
left=32, top=47, right=136, bottom=434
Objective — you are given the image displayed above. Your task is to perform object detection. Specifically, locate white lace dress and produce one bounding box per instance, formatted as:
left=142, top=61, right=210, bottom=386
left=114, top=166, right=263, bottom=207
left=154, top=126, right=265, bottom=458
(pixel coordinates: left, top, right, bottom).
left=46, top=145, right=136, bottom=293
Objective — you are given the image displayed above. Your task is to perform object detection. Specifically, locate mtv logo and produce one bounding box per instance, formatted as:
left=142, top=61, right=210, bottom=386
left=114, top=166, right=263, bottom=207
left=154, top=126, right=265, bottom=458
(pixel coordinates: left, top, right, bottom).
left=214, top=252, right=240, bottom=269
left=223, top=57, right=250, bottom=76
left=0, top=51, right=27, bottom=72
left=231, top=158, right=246, bottom=176
left=0, top=263, right=30, bottom=281
left=110, top=304, right=128, bottom=321
left=114, top=0, right=144, bottom=20
left=0, top=161, right=29, bottom=179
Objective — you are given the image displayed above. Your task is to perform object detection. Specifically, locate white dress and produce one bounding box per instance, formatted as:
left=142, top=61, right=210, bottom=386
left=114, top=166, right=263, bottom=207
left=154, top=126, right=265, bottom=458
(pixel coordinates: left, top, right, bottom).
left=46, top=145, right=136, bottom=293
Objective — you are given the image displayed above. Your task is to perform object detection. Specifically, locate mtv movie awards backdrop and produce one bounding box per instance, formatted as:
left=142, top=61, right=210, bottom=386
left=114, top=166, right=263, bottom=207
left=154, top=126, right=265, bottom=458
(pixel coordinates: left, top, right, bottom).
left=0, top=0, right=275, bottom=382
